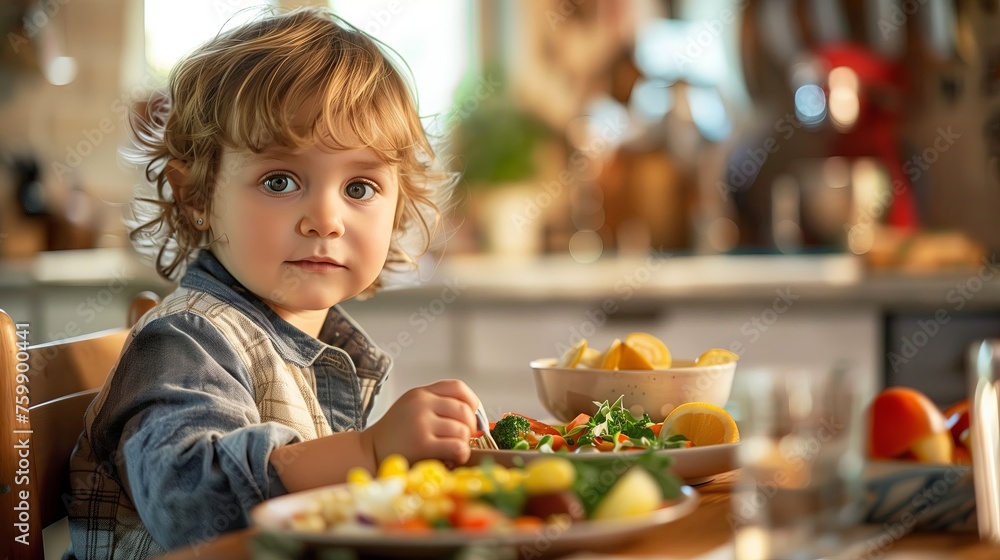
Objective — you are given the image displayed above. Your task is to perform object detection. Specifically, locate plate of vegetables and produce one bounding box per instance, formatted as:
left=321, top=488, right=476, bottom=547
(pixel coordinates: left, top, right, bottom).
left=251, top=453, right=698, bottom=557
left=469, top=397, right=740, bottom=484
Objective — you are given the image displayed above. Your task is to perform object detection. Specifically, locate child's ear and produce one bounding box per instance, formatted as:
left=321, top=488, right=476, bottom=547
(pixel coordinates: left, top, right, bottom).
left=166, top=160, right=208, bottom=230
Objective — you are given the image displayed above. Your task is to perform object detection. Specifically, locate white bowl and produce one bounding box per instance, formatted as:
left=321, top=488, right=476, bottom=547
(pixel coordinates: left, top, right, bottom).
left=530, top=358, right=737, bottom=423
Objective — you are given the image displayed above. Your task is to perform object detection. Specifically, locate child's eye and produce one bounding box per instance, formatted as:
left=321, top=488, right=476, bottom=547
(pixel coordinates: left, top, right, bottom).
left=345, top=180, right=377, bottom=201
left=262, top=174, right=299, bottom=194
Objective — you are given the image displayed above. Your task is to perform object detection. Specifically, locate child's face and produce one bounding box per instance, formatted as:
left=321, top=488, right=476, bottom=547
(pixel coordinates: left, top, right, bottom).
left=207, top=143, right=399, bottom=315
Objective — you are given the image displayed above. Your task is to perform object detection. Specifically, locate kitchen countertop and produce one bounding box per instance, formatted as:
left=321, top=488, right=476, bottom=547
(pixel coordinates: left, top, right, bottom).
left=402, top=252, right=1000, bottom=310
left=3, top=249, right=1000, bottom=310
left=0, top=248, right=169, bottom=288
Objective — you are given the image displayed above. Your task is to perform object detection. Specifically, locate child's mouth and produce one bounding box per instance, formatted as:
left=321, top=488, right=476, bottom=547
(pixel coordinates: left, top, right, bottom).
left=287, top=260, right=345, bottom=272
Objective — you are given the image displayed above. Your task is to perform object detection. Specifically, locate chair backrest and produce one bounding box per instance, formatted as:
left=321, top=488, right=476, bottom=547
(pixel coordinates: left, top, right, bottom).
left=0, top=291, right=160, bottom=560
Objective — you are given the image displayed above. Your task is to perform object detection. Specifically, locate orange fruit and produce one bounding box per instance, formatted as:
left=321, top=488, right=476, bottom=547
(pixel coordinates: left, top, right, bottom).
left=618, top=342, right=655, bottom=370
left=695, top=348, right=739, bottom=366
left=868, top=387, right=952, bottom=463
left=624, top=332, right=672, bottom=368
left=600, top=339, right=623, bottom=369
left=661, top=402, right=740, bottom=446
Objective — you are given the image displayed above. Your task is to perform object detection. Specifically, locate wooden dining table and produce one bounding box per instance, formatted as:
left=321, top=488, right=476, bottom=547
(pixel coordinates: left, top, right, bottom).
left=161, top=470, right=998, bottom=559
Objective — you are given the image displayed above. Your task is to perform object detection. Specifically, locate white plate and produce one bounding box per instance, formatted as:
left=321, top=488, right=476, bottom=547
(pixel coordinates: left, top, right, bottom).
left=468, top=442, right=740, bottom=485
left=251, top=485, right=699, bottom=558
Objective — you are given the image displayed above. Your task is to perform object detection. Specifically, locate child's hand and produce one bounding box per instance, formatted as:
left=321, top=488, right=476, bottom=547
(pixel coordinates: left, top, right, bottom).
left=365, top=379, right=479, bottom=467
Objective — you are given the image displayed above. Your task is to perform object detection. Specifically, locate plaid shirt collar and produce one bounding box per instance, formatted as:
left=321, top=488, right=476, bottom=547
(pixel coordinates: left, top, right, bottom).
left=180, top=250, right=389, bottom=374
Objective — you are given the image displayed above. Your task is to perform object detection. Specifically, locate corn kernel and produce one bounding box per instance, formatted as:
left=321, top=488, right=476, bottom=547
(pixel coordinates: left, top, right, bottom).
left=503, top=468, right=525, bottom=491
left=451, top=472, right=484, bottom=498
left=377, top=454, right=409, bottom=479
left=347, top=466, right=373, bottom=485
left=524, top=457, right=576, bottom=495
left=488, top=465, right=511, bottom=488
left=412, top=458, right=447, bottom=474
left=473, top=471, right=496, bottom=493
left=407, top=459, right=450, bottom=497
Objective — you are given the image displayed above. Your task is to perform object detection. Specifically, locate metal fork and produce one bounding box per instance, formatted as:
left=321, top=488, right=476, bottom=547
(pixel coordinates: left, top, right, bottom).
left=472, top=401, right=500, bottom=450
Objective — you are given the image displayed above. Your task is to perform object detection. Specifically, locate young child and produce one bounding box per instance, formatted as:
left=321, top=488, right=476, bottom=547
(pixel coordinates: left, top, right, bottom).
left=65, top=8, right=480, bottom=557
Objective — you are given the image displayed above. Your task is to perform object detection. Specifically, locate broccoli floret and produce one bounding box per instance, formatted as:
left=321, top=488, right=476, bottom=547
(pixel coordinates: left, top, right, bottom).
left=491, top=414, right=531, bottom=449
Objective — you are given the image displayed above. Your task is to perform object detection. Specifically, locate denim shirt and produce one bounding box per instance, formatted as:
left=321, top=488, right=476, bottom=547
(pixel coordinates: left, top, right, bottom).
left=64, top=251, right=392, bottom=559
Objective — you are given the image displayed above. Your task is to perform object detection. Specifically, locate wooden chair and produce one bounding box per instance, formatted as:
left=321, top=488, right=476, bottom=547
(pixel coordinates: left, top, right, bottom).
left=0, top=291, right=161, bottom=560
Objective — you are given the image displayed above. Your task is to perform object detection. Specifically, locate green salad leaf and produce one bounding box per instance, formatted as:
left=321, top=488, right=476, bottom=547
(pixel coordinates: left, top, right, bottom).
left=575, top=396, right=673, bottom=450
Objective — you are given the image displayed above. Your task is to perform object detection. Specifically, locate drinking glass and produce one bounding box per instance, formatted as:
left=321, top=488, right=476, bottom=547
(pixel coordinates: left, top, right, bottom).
left=969, top=340, right=1000, bottom=543
left=731, top=364, right=868, bottom=560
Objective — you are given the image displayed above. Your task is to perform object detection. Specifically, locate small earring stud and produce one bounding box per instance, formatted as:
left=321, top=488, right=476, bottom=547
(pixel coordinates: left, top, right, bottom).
left=196, top=218, right=204, bottom=226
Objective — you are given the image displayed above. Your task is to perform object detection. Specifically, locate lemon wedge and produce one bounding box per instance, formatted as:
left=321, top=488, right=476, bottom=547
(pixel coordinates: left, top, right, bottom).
left=662, top=402, right=740, bottom=446
left=591, top=467, right=662, bottom=520
left=624, top=332, right=672, bottom=369
left=695, top=348, right=740, bottom=366
left=557, top=338, right=588, bottom=368
left=618, top=341, right=655, bottom=370
left=578, top=347, right=603, bottom=369
left=600, top=339, right=623, bottom=369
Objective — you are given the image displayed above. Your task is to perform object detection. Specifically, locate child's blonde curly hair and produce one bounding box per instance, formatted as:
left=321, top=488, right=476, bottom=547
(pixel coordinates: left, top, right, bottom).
left=126, top=7, right=449, bottom=296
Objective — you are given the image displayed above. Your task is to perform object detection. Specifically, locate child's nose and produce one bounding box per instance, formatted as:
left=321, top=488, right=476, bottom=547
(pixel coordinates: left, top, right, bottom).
left=299, top=198, right=345, bottom=238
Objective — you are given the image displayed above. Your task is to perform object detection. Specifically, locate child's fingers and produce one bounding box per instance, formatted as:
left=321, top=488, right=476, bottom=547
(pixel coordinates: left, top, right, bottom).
left=425, top=379, right=480, bottom=410
left=427, top=436, right=472, bottom=466
left=428, top=416, right=472, bottom=442
left=395, top=422, right=471, bottom=467
left=428, top=395, right=476, bottom=428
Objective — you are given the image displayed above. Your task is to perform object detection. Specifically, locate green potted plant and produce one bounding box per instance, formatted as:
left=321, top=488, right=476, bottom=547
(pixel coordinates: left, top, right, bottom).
left=448, top=70, right=555, bottom=255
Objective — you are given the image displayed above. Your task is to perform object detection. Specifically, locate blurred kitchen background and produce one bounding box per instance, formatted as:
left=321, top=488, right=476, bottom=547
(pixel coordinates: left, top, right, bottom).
left=2, top=0, right=1000, bottom=418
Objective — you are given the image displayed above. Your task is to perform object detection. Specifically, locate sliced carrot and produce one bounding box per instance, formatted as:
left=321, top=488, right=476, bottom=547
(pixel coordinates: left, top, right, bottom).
left=565, top=413, right=591, bottom=434
left=593, top=437, right=615, bottom=452
left=550, top=434, right=577, bottom=452
left=524, top=416, right=561, bottom=435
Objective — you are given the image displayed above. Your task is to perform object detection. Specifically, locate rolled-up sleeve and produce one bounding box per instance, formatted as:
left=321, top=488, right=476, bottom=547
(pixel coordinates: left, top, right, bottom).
left=89, top=313, right=301, bottom=550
